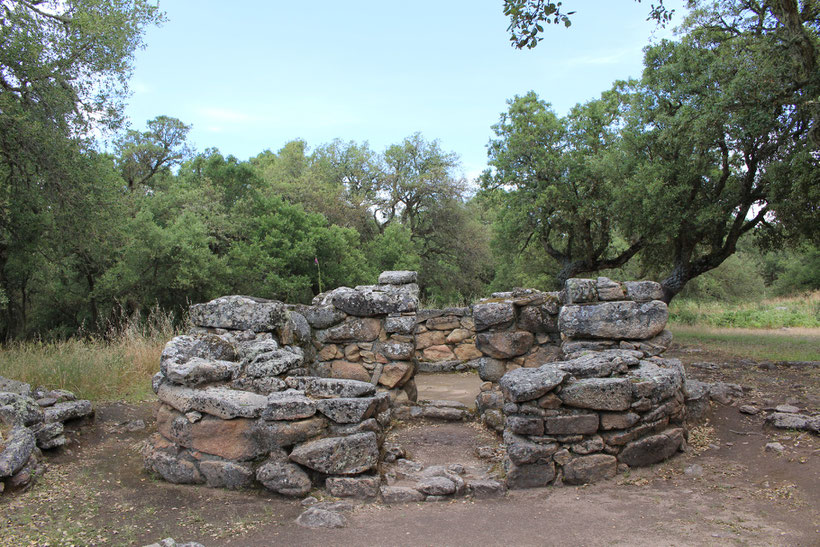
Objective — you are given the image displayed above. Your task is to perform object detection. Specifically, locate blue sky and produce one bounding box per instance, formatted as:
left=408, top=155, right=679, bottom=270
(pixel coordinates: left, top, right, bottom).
left=125, top=1, right=685, bottom=179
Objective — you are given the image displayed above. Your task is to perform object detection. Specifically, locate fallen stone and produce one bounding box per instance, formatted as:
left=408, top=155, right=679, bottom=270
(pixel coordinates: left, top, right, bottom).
left=765, top=412, right=820, bottom=433
left=380, top=486, right=424, bottom=504
left=775, top=404, right=800, bottom=414
left=144, top=449, right=203, bottom=485
left=765, top=442, right=786, bottom=454
left=709, top=382, right=743, bottom=405
left=296, top=507, right=347, bottom=529
left=618, top=428, right=684, bottom=467
left=257, top=460, right=312, bottom=496
left=738, top=405, right=760, bottom=415
left=289, top=432, right=378, bottom=474
left=0, top=376, right=31, bottom=397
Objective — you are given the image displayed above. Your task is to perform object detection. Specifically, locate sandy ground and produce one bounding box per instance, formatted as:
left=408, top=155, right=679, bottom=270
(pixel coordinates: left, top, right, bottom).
left=1, top=341, right=818, bottom=546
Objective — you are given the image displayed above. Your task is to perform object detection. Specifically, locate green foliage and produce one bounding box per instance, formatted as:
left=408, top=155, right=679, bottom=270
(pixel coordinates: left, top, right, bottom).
left=503, top=0, right=674, bottom=49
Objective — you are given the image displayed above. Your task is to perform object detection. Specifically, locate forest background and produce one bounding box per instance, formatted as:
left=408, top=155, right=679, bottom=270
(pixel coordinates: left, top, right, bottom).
left=0, top=0, right=817, bottom=343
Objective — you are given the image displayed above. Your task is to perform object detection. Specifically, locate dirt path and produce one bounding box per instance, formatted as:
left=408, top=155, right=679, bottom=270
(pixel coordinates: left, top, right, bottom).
left=2, top=343, right=818, bottom=546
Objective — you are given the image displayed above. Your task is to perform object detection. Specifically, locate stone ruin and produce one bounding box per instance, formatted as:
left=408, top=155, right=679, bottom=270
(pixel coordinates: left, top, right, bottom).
left=0, top=377, right=94, bottom=494
left=144, top=272, right=689, bottom=497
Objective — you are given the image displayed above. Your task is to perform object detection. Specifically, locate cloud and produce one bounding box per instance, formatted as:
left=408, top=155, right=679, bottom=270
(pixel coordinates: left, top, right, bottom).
left=198, top=106, right=256, bottom=124
left=562, top=47, right=636, bottom=66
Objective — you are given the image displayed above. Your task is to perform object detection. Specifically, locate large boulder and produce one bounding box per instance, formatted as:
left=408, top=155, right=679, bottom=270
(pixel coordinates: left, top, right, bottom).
left=558, top=301, right=668, bottom=340
left=189, top=295, right=287, bottom=332
left=43, top=400, right=93, bottom=423
left=289, top=432, right=379, bottom=474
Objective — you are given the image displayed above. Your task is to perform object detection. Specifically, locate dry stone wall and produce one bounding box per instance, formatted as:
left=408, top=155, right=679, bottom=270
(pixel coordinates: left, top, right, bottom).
left=144, top=273, right=688, bottom=495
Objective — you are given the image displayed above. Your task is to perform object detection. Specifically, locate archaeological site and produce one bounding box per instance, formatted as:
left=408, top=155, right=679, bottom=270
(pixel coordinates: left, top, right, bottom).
left=143, top=271, right=698, bottom=509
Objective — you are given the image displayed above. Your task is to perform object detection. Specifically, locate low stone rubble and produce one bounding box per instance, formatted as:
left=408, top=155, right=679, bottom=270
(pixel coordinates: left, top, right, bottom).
left=0, top=376, right=93, bottom=494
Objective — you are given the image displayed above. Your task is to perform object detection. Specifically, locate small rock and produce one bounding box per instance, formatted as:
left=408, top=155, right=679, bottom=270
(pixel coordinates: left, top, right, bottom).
left=764, top=442, right=785, bottom=454
left=684, top=464, right=703, bottom=477
left=296, top=507, right=347, bottom=529
left=774, top=404, right=799, bottom=414
left=380, top=485, right=424, bottom=504
left=738, top=405, right=759, bottom=415
left=301, top=496, right=318, bottom=506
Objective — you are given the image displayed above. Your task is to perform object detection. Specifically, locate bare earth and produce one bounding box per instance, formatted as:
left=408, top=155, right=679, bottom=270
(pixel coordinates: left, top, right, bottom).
left=2, top=341, right=818, bottom=546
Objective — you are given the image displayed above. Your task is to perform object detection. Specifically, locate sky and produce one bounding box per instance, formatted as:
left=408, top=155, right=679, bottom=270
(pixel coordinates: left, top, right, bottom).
left=124, top=0, right=686, bottom=180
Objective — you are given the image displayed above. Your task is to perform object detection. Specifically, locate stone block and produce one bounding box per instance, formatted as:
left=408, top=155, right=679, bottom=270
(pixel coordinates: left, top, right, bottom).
left=562, top=454, right=617, bottom=485
left=289, top=432, right=379, bottom=475
left=476, top=331, right=534, bottom=359
left=472, top=302, right=515, bottom=332
left=558, top=378, right=634, bottom=411
left=559, top=301, right=668, bottom=340
left=543, top=413, right=599, bottom=435
left=617, top=428, right=684, bottom=467
left=504, top=460, right=555, bottom=489
left=499, top=366, right=567, bottom=403
left=189, top=295, right=286, bottom=332
left=326, top=476, right=380, bottom=498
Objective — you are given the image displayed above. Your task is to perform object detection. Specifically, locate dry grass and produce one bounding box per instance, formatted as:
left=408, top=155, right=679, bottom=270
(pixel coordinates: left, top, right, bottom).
left=671, top=325, right=820, bottom=362
left=669, top=291, right=819, bottom=328
left=0, top=308, right=178, bottom=402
